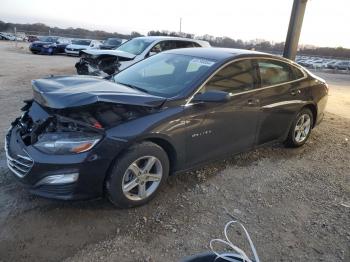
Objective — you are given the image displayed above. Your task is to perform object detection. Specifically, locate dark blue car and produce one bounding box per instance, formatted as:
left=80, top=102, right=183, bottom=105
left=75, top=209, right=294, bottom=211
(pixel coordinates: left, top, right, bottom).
left=29, top=36, right=70, bottom=55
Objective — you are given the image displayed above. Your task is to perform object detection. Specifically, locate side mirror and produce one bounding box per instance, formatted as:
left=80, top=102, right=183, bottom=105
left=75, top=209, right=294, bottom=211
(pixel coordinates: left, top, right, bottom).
left=192, top=90, right=231, bottom=103
left=148, top=51, right=158, bottom=57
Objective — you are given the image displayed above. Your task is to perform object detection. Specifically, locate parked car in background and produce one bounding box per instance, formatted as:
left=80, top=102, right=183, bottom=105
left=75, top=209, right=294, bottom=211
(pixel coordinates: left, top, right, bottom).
left=334, top=61, right=350, bottom=70
left=75, top=36, right=211, bottom=76
left=310, top=60, right=325, bottom=69
left=324, top=60, right=336, bottom=69
left=29, top=36, right=71, bottom=55
left=65, top=39, right=101, bottom=56
left=0, top=32, right=16, bottom=40
left=99, top=37, right=124, bottom=50
left=27, top=35, right=40, bottom=42
left=5, top=48, right=328, bottom=207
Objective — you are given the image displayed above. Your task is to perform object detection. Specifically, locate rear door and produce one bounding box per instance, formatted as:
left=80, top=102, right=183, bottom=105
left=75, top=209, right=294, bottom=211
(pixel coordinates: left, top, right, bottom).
left=253, top=58, right=308, bottom=145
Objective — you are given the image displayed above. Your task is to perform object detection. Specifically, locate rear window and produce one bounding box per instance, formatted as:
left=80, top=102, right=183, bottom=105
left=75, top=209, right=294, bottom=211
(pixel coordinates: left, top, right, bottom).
left=258, top=59, right=304, bottom=87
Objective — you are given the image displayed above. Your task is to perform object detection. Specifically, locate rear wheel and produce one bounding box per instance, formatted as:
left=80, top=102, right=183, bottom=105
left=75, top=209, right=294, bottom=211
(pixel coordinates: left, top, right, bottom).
left=106, top=142, right=169, bottom=208
left=285, top=108, right=313, bottom=147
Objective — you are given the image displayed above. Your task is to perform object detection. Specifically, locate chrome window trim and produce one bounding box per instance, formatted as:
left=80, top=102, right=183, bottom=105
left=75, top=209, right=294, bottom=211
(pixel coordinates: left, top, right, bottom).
left=185, top=56, right=308, bottom=106
left=262, top=100, right=306, bottom=109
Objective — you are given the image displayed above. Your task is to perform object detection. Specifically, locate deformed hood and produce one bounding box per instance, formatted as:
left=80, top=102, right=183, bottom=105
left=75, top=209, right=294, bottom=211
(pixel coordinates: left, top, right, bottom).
left=32, top=75, right=166, bottom=109
left=81, top=49, right=136, bottom=59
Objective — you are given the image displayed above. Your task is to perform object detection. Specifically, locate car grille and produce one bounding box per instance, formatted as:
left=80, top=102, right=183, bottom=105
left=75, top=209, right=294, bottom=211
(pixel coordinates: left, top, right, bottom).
left=66, top=48, right=81, bottom=51
left=5, top=137, right=34, bottom=178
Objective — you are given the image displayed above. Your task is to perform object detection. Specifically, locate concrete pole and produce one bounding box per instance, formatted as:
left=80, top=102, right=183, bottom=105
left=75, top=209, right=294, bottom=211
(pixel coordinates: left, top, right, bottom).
left=14, top=27, right=17, bottom=48
left=180, top=18, right=182, bottom=34
left=283, top=0, right=308, bottom=60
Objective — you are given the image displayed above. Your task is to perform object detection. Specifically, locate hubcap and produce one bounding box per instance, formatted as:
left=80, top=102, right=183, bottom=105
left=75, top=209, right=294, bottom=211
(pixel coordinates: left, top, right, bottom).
left=122, top=156, right=163, bottom=201
left=294, top=114, right=311, bottom=143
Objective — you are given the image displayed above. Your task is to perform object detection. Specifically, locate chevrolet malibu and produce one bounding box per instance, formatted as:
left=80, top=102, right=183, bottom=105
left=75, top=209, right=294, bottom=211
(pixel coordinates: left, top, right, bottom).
left=5, top=48, right=328, bottom=208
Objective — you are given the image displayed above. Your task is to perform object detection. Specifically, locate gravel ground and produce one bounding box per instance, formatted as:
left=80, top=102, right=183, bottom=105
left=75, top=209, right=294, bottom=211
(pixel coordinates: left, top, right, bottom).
left=0, top=41, right=349, bottom=262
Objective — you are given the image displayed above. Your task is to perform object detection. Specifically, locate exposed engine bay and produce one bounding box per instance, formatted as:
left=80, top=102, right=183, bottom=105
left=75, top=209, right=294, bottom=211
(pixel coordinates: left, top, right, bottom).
left=16, top=100, right=155, bottom=146
left=75, top=53, right=133, bottom=76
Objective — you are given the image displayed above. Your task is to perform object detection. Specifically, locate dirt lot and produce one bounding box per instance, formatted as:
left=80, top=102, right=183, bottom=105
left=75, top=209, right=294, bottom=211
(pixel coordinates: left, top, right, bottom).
left=0, top=41, right=349, bottom=262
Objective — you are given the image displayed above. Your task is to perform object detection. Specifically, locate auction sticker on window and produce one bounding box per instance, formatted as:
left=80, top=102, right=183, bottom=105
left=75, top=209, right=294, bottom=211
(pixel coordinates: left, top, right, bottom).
left=187, top=58, right=215, bottom=72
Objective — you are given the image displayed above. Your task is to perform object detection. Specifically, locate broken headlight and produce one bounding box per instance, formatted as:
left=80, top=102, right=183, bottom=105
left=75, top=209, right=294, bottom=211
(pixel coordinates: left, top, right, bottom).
left=34, top=132, right=102, bottom=155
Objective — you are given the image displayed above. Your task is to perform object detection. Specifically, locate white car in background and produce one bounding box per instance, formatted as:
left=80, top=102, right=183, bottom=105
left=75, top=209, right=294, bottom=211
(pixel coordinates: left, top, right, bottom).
left=75, top=36, right=211, bottom=76
left=311, top=60, right=325, bottom=69
left=0, top=32, right=16, bottom=40
left=65, top=39, right=101, bottom=56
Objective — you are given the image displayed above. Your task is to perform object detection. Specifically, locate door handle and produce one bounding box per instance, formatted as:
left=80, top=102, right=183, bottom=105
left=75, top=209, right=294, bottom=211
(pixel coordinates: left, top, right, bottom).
left=290, top=89, right=301, bottom=96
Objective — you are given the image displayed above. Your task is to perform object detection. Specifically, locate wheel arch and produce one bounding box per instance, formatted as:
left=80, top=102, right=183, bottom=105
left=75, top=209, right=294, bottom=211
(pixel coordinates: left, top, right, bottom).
left=303, top=103, right=317, bottom=128
left=102, top=135, right=178, bottom=197
left=144, top=137, right=178, bottom=174
left=107, top=135, right=178, bottom=179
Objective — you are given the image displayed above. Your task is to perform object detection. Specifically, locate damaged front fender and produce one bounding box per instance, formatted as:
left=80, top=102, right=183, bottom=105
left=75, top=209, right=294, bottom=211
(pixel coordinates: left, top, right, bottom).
left=76, top=49, right=136, bottom=76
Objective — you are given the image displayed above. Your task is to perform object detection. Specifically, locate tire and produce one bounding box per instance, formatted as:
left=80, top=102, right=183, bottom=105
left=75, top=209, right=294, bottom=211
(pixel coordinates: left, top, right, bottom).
left=106, top=141, right=169, bottom=208
left=75, top=61, right=89, bottom=75
left=285, top=108, right=314, bottom=148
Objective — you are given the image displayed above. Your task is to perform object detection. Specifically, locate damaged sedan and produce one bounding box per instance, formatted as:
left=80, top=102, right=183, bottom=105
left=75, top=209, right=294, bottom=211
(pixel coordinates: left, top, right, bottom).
left=5, top=48, right=328, bottom=208
left=75, top=36, right=210, bottom=76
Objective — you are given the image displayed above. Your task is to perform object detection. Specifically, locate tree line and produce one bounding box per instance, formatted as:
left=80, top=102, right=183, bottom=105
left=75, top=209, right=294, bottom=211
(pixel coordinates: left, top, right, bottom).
left=1, top=21, right=349, bottom=59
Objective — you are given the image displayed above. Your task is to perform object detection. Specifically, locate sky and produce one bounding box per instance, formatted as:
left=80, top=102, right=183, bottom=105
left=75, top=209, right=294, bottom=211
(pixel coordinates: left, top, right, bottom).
left=0, top=0, right=349, bottom=48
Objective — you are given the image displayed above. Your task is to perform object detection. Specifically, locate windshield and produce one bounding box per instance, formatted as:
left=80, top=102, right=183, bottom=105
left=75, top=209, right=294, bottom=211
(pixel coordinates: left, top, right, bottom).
left=113, top=53, right=216, bottom=98
left=116, top=38, right=155, bottom=55
left=105, top=38, right=122, bottom=45
left=39, top=36, right=58, bottom=43
left=71, top=39, right=92, bottom=45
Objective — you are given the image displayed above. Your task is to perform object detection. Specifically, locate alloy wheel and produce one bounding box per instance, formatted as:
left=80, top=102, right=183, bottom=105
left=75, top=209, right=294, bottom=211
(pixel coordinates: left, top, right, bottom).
left=122, top=156, right=163, bottom=201
left=294, top=114, right=311, bottom=143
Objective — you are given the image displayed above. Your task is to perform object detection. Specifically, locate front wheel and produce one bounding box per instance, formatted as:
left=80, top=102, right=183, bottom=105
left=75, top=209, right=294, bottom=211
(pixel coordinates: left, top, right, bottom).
left=285, top=108, right=314, bottom=147
left=106, top=142, right=169, bottom=208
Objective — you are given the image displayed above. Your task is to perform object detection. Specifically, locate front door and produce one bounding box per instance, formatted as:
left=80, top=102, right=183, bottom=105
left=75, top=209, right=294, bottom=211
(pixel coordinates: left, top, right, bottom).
left=185, top=59, right=260, bottom=166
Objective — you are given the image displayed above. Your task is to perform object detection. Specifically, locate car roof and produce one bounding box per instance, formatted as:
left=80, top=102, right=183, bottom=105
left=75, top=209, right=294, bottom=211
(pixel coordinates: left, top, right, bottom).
left=134, top=36, right=209, bottom=45
left=163, top=47, right=275, bottom=61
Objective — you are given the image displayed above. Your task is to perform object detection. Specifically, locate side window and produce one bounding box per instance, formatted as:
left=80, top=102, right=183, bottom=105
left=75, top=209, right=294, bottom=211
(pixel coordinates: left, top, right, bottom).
left=291, top=66, right=305, bottom=79
left=150, top=43, right=162, bottom=53
left=160, top=41, right=177, bottom=51
left=149, top=41, right=177, bottom=54
left=203, top=59, right=256, bottom=94
left=175, top=41, right=195, bottom=48
left=258, top=59, right=302, bottom=87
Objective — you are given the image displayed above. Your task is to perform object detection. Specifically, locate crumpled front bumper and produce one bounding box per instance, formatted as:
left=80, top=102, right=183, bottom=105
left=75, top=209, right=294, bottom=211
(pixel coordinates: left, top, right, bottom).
left=4, top=126, right=123, bottom=200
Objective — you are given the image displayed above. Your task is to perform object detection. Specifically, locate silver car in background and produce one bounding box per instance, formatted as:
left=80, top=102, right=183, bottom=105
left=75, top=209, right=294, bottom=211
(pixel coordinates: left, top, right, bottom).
left=65, top=39, right=102, bottom=56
